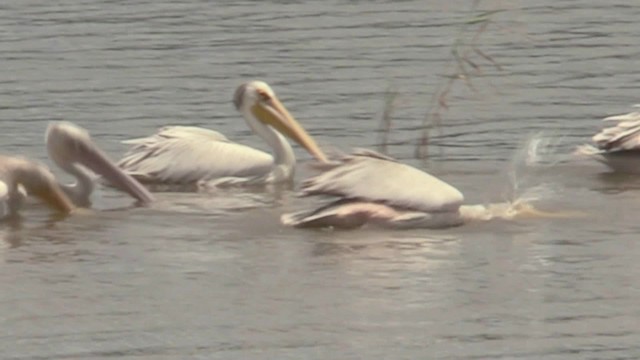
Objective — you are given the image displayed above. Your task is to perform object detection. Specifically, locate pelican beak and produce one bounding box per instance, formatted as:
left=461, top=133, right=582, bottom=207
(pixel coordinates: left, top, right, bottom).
left=76, top=141, right=155, bottom=205
left=32, top=183, right=75, bottom=214
left=251, top=97, right=329, bottom=163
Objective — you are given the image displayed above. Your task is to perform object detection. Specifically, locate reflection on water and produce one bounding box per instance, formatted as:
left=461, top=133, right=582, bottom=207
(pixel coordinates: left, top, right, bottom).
left=2, top=0, right=640, bottom=359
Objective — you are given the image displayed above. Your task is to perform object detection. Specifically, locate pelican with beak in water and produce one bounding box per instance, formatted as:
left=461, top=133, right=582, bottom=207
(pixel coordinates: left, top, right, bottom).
left=0, top=156, right=74, bottom=218
left=281, top=149, right=552, bottom=229
left=0, top=121, right=154, bottom=219
left=576, top=105, right=640, bottom=173
left=281, top=150, right=468, bottom=229
left=117, top=81, right=328, bottom=187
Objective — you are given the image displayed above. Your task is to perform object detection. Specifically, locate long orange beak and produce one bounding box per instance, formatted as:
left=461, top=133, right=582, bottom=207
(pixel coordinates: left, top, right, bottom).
left=31, top=183, right=75, bottom=214
left=251, top=97, right=329, bottom=163
left=46, top=121, right=154, bottom=205
left=76, top=141, right=155, bottom=205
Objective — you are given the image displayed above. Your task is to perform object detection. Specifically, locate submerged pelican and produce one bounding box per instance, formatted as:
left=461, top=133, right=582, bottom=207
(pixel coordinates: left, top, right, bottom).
left=0, top=122, right=154, bottom=219
left=281, top=150, right=467, bottom=229
left=281, top=149, right=548, bottom=229
left=576, top=105, right=640, bottom=173
left=117, top=81, right=328, bottom=187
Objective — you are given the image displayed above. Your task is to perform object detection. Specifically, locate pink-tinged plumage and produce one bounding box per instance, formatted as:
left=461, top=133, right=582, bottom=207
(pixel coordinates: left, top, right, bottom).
left=281, top=150, right=466, bottom=229
left=0, top=121, right=154, bottom=219
left=576, top=105, right=640, bottom=173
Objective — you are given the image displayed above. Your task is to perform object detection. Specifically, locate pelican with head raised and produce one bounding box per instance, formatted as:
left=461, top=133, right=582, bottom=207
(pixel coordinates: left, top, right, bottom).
left=117, top=81, right=328, bottom=187
left=576, top=105, right=640, bottom=173
left=0, top=121, right=154, bottom=219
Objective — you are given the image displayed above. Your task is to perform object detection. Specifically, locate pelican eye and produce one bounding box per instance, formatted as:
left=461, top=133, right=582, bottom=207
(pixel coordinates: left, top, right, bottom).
left=257, top=90, right=271, bottom=102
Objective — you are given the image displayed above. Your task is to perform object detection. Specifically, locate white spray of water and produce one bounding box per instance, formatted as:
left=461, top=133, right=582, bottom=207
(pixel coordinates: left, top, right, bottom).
left=459, top=133, right=576, bottom=222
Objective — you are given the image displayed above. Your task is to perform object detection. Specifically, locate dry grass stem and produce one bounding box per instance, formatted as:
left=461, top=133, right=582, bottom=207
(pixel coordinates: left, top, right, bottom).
left=415, top=0, right=506, bottom=158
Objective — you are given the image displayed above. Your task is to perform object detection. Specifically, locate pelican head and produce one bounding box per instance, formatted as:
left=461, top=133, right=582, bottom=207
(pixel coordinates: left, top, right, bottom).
left=46, top=122, right=154, bottom=204
left=233, top=81, right=328, bottom=163
left=13, top=160, right=75, bottom=214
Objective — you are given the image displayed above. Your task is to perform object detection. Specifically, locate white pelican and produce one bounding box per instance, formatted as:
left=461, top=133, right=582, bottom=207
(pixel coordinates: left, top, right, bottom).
left=281, top=149, right=551, bottom=229
left=281, top=150, right=466, bottom=229
left=0, top=155, right=74, bottom=219
left=46, top=121, right=154, bottom=206
left=576, top=105, right=640, bottom=173
left=117, top=81, right=328, bottom=187
left=0, top=122, right=154, bottom=219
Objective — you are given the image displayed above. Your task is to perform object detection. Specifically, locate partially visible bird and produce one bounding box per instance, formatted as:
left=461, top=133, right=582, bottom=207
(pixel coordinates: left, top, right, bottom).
left=281, top=149, right=468, bottom=229
left=0, top=121, right=153, bottom=219
left=0, top=155, right=74, bottom=219
left=281, top=149, right=558, bottom=230
left=576, top=105, right=640, bottom=173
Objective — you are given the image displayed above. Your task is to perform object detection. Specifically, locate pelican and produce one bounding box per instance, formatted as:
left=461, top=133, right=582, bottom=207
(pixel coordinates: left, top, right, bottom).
left=0, top=156, right=74, bottom=218
left=281, top=150, right=466, bottom=229
left=576, top=105, right=640, bottom=173
left=117, top=81, right=328, bottom=187
left=0, top=121, right=154, bottom=219
left=281, top=149, right=551, bottom=229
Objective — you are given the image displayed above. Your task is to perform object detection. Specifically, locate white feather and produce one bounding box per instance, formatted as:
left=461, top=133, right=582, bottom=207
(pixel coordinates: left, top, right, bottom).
left=281, top=199, right=465, bottom=229
left=118, top=126, right=274, bottom=184
left=299, top=151, right=464, bottom=213
left=574, top=106, right=640, bottom=173
left=592, top=109, right=640, bottom=151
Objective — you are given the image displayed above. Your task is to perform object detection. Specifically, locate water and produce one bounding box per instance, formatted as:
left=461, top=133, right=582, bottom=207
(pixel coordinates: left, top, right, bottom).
left=2, top=0, right=640, bottom=358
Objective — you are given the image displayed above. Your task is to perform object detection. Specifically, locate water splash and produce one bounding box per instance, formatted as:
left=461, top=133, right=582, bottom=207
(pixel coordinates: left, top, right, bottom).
left=462, top=133, right=581, bottom=222
left=504, top=133, right=560, bottom=202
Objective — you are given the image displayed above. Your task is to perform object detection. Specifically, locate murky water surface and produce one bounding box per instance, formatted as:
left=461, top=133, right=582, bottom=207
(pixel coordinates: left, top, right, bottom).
left=2, top=1, right=640, bottom=358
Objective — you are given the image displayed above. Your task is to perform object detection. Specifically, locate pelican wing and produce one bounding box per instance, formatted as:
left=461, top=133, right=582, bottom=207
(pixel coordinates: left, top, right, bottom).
left=299, top=150, right=464, bottom=213
left=593, top=108, right=640, bottom=151
left=118, top=126, right=274, bottom=184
